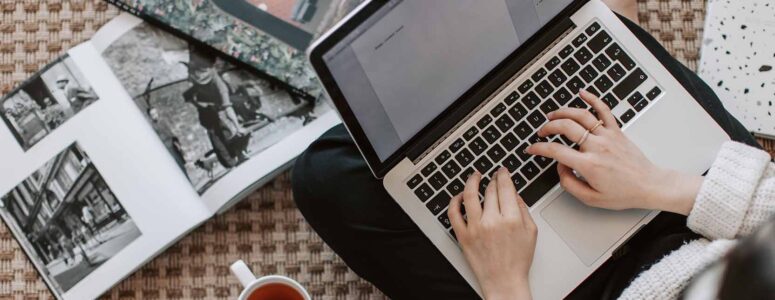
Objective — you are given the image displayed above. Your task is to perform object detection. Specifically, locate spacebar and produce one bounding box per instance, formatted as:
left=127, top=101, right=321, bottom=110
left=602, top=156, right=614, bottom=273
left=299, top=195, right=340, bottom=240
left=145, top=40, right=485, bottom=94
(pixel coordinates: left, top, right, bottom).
left=520, top=163, right=560, bottom=207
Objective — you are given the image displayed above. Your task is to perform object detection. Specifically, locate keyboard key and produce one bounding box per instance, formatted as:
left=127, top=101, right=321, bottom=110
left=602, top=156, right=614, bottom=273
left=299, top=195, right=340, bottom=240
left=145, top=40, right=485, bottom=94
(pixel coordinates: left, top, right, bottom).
left=566, top=76, right=585, bottom=94
left=586, top=85, right=601, bottom=97
left=491, top=103, right=507, bottom=117
left=527, top=111, right=546, bottom=128
left=477, top=115, right=493, bottom=129
left=553, top=87, right=573, bottom=105
left=531, top=68, right=548, bottom=82
left=585, top=22, right=601, bottom=36
left=511, top=173, right=528, bottom=191
left=520, top=164, right=560, bottom=207
left=503, top=154, right=521, bottom=172
left=620, top=109, right=636, bottom=123
left=605, top=43, right=636, bottom=70
left=486, top=144, right=507, bottom=163
left=535, top=155, right=553, bottom=168
left=429, top=171, right=448, bottom=190
left=613, top=68, right=648, bottom=99
left=528, top=133, right=547, bottom=145
left=574, top=47, right=593, bottom=65
left=580, top=65, right=599, bottom=83
left=449, top=228, right=457, bottom=240
left=474, top=156, right=494, bottom=174
left=505, top=91, right=520, bottom=105
left=500, top=132, right=520, bottom=151
left=523, top=91, right=541, bottom=109
left=482, top=126, right=502, bottom=144
left=515, top=143, right=531, bottom=161
left=627, top=92, right=645, bottom=106
left=495, top=114, right=515, bottom=132
left=569, top=97, right=589, bottom=109
left=509, top=103, right=528, bottom=120
left=587, top=30, right=612, bottom=53
left=548, top=69, right=568, bottom=88
left=572, top=33, right=587, bottom=47
left=435, top=150, right=451, bottom=165
left=414, top=183, right=434, bottom=202
left=426, top=192, right=450, bottom=215
left=633, top=99, right=648, bottom=112
left=592, top=54, right=612, bottom=72
left=545, top=56, right=561, bottom=71
left=479, top=177, right=490, bottom=195
left=460, top=167, right=475, bottom=182
left=559, top=45, right=574, bottom=59
left=606, top=63, right=626, bottom=82
left=514, top=121, right=532, bottom=139
left=469, top=137, right=488, bottom=155
left=421, top=163, right=437, bottom=177
left=442, top=160, right=462, bottom=178
left=407, top=174, right=423, bottom=189
left=594, top=75, right=614, bottom=93
left=438, top=210, right=452, bottom=228
left=446, top=179, right=465, bottom=197
left=463, top=127, right=479, bottom=141
left=535, top=80, right=555, bottom=98
left=646, top=86, right=662, bottom=100
left=520, top=161, right=541, bottom=180
left=540, top=99, right=560, bottom=114
left=449, top=138, right=465, bottom=153
left=561, top=58, right=581, bottom=74
left=560, top=135, right=574, bottom=146
left=518, top=80, right=534, bottom=94
left=602, top=94, right=618, bottom=109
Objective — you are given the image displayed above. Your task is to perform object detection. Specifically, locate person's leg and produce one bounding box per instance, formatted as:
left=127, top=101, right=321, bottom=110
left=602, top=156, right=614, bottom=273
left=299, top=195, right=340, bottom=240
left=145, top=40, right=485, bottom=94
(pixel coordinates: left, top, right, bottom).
left=292, top=125, right=479, bottom=300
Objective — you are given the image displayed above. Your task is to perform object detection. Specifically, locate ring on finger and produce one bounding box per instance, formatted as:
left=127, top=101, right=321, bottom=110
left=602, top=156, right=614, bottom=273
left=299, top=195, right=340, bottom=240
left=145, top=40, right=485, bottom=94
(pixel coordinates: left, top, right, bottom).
left=577, top=129, right=591, bottom=145
left=589, top=120, right=604, bottom=133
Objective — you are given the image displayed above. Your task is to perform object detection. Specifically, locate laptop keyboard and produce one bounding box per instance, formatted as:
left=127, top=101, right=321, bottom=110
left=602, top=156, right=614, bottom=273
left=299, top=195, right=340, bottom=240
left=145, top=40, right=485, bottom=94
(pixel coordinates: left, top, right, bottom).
left=406, top=21, right=663, bottom=240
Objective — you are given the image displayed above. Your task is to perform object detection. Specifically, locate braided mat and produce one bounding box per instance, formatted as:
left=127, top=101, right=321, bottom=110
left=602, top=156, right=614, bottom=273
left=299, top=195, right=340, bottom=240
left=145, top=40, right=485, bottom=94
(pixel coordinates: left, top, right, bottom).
left=0, top=1, right=770, bottom=299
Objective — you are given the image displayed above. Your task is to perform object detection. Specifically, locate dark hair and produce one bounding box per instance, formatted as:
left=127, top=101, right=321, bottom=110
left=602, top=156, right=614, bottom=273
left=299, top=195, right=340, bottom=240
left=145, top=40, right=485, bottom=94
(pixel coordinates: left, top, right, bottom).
left=718, top=217, right=775, bottom=299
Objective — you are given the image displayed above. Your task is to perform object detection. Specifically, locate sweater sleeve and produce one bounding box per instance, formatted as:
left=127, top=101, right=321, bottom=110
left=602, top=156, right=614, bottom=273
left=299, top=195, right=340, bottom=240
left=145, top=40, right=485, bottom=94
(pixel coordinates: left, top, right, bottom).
left=687, top=141, right=775, bottom=239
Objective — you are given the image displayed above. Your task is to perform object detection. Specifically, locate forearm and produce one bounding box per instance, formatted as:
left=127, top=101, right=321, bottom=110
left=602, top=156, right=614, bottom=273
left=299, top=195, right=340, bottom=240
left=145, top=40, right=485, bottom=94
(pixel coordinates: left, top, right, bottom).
left=484, top=278, right=532, bottom=300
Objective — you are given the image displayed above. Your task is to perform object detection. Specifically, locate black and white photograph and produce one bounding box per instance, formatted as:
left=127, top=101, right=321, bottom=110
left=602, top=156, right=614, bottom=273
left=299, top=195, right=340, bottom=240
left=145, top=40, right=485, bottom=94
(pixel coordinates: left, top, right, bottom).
left=101, top=23, right=329, bottom=195
left=0, top=143, right=141, bottom=293
left=0, top=55, right=100, bottom=151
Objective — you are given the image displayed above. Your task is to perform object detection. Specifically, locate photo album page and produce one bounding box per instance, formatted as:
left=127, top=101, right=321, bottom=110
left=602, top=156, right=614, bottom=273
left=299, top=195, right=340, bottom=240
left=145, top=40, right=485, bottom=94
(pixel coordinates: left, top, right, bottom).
left=0, top=13, right=338, bottom=300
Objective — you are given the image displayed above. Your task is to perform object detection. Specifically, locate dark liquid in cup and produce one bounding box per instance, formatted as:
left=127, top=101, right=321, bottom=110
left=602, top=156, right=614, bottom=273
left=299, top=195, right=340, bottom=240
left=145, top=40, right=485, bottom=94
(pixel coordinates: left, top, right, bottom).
left=247, top=283, right=304, bottom=300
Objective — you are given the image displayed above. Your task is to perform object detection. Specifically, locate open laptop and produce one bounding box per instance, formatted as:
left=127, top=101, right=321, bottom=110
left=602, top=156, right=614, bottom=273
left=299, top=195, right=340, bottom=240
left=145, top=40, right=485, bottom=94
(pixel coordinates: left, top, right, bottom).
left=308, top=0, right=729, bottom=298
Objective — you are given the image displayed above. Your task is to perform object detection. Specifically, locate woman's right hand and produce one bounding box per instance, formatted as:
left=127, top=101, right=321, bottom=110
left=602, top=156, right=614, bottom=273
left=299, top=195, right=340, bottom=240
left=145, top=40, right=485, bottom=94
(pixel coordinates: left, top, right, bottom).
left=526, top=90, right=702, bottom=215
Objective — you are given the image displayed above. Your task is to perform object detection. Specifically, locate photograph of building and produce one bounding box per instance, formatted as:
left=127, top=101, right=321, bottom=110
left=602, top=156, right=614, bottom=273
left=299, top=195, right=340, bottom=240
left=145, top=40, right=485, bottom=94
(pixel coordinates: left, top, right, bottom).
left=0, top=143, right=141, bottom=293
left=0, top=55, right=100, bottom=151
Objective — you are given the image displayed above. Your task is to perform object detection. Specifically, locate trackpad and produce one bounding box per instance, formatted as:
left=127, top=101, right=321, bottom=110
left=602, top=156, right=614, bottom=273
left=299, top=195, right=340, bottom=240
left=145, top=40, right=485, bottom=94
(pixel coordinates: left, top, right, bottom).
left=541, top=192, right=649, bottom=266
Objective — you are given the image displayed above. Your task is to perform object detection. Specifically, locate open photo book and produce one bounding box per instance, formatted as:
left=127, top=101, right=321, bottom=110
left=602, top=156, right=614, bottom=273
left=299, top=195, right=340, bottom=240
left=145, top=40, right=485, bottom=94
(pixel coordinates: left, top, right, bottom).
left=0, top=13, right=339, bottom=299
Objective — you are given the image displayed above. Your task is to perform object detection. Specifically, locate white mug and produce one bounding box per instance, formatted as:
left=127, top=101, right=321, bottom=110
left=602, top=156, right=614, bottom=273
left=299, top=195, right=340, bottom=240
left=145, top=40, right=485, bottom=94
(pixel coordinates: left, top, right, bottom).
left=230, top=260, right=311, bottom=300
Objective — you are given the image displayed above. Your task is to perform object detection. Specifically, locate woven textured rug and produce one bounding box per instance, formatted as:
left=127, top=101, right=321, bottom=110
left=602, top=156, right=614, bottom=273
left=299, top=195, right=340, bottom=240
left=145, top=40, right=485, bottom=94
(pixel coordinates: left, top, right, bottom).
left=0, top=1, right=771, bottom=299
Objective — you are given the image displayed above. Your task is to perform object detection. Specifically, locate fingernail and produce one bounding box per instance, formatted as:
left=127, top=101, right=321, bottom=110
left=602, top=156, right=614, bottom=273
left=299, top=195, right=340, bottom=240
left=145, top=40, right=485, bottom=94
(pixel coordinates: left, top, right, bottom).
left=579, top=89, right=587, bottom=96
left=547, top=111, right=554, bottom=118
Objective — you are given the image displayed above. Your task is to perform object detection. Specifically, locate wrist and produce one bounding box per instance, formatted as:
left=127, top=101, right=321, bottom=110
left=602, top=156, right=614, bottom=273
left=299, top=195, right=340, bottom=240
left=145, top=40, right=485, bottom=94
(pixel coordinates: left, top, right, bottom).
left=647, top=168, right=702, bottom=216
left=483, top=277, right=531, bottom=300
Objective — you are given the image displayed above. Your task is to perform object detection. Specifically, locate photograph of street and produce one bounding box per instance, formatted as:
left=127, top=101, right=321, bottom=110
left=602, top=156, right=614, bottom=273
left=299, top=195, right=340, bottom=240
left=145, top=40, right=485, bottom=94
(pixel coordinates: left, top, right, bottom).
left=0, top=143, right=141, bottom=293
left=0, top=55, right=99, bottom=151
left=101, top=23, right=330, bottom=195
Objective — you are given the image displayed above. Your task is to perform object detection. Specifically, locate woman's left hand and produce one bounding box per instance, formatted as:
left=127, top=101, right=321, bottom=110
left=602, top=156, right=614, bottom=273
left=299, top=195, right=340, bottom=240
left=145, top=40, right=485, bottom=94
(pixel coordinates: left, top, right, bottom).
left=449, top=168, right=537, bottom=300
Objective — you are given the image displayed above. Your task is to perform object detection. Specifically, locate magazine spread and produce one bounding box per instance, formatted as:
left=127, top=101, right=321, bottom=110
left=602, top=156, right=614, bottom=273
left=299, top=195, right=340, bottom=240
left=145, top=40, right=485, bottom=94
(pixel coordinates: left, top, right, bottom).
left=107, top=0, right=364, bottom=98
left=0, top=13, right=339, bottom=299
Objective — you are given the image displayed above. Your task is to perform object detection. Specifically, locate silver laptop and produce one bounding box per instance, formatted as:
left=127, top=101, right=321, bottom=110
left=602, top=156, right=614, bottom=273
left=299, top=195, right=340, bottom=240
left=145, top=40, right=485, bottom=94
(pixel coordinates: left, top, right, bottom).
left=307, top=0, right=729, bottom=298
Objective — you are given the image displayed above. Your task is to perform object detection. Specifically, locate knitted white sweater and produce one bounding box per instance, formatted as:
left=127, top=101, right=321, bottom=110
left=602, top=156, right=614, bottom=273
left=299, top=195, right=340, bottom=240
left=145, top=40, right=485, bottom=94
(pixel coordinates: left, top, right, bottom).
left=618, top=141, right=775, bottom=299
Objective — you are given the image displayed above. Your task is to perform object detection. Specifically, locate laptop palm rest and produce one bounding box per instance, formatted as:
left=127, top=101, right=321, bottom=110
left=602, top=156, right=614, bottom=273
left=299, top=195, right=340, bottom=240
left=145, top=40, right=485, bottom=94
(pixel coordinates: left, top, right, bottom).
left=541, top=192, right=649, bottom=266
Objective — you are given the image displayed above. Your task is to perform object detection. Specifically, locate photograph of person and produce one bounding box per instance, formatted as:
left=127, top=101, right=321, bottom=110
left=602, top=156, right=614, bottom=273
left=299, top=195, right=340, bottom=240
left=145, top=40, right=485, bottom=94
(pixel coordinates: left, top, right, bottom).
left=0, top=143, right=141, bottom=294
left=0, top=55, right=99, bottom=151
left=101, top=23, right=330, bottom=194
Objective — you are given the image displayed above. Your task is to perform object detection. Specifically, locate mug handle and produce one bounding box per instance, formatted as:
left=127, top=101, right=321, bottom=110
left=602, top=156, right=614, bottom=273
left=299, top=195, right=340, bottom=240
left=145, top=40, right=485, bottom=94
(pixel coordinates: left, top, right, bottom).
left=230, top=260, right=257, bottom=288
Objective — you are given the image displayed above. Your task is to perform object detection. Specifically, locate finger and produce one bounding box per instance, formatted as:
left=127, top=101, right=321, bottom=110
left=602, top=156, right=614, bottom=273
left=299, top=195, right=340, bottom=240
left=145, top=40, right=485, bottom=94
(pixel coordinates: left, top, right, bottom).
left=463, top=172, right=483, bottom=222
left=557, top=163, right=600, bottom=203
left=546, top=107, right=599, bottom=130
left=448, top=195, right=467, bottom=236
left=526, top=142, right=586, bottom=170
left=538, top=119, right=590, bottom=144
left=482, top=176, right=500, bottom=219
left=579, top=89, right=617, bottom=130
left=495, top=167, right=520, bottom=217
left=515, top=193, right=535, bottom=228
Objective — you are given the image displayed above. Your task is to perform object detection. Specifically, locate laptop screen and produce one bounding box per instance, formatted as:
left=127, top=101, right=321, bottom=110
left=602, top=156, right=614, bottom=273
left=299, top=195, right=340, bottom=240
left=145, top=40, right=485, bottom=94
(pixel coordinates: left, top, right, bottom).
left=322, top=0, right=573, bottom=161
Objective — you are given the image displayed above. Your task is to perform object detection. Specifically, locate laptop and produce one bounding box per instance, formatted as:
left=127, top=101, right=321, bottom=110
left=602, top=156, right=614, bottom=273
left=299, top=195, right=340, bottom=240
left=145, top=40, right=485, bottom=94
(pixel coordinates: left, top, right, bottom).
left=307, top=0, right=729, bottom=298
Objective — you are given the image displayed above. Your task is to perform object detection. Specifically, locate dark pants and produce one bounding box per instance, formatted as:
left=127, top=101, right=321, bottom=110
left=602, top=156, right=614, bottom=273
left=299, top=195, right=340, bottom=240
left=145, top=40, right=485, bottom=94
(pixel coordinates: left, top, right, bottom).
left=292, top=16, right=759, bottom=300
